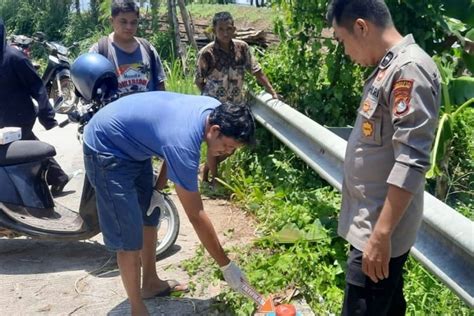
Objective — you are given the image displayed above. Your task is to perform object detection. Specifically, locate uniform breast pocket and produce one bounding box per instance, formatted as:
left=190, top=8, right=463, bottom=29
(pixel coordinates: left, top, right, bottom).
left=357, top=100, right=383, bottom=146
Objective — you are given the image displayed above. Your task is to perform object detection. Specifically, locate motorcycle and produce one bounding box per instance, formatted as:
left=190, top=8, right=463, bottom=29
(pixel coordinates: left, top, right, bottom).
left=9, top=34, right=35, bottom=60
left=8, top=32, right=77, bottom=113
left=8, top=34, right=41, bottom=70
left=33, top=32, right=78, bottom=114
left=0, top=53, right=180, bottom=256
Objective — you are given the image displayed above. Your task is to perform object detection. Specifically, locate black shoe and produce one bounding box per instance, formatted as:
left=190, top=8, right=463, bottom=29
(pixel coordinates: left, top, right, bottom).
left=50, top=175, right=72, bottom=197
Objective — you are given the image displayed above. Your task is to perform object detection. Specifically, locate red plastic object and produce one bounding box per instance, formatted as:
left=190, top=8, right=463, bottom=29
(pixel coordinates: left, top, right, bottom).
left=275, top=304, right=297, bottom=316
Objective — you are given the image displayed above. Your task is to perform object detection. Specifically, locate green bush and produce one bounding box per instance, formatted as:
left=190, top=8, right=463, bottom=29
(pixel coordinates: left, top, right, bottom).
left=445, top=107, right=474, bottom=217
left=148, top=30, right=176, bottom=61
left=1, top=0, right=72, bottom=41
left=183, top=141, right=473, bottom=313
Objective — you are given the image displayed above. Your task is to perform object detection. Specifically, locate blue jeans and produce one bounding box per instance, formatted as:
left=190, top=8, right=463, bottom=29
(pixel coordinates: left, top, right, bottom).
left=83, top=144, right=158, bottom=251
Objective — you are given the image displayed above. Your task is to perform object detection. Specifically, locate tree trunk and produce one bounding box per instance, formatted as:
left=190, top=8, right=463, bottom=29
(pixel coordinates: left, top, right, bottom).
left=435, top=158, right=450, bottom=201
left=75, top=0, right=81, bottom=15
left=435, top=174, right=449, bottom=201
left=90, top=0, right=99, bottom=25
left=168, top=0, right=183, bottom=61
left=177, top=0, right=197, bottom=51
left=150, top=0, right=160, bottom=33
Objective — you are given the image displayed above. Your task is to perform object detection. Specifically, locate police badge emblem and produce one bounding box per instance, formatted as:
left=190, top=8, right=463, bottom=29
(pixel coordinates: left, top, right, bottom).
left=362, top=99, right=371, bottom=113
left=362, top=120, right=374, bottom=137
left=392, top=79, right=413, bottom=116
left=395, top=100, right=408, bottom=115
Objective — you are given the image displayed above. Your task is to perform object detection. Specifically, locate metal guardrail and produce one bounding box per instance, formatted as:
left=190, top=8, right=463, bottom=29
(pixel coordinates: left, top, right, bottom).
left=250, top=92, right=474, bottom=308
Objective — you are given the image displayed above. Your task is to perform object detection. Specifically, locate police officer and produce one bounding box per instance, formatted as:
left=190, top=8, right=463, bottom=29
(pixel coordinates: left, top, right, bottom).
left=326, top=1, right=441, bottom=314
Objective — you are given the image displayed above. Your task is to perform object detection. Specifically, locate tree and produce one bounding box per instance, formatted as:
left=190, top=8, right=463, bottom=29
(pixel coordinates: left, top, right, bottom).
left=90, top=0, right=100, bottom=26
left=177, top=0, right=197, bottom=51
left=150, top=0, right=160, bottom=33
left=167, top=0, right=182, bottom=60
left=75, top=0, right=81, bottom=15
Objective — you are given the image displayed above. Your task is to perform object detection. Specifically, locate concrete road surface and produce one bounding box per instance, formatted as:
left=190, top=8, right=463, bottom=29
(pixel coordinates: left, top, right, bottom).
left=0, top=116, right=222, bottom=315
left=0, top=115, right=314, bottom=316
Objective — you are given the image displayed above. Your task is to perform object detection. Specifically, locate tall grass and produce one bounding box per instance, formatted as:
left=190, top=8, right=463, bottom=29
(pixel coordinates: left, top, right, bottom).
left=162, top=49, right=200, bottom=95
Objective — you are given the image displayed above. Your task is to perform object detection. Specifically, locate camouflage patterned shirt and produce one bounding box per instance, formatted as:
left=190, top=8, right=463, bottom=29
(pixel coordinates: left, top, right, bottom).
left=195, top=39, right=261, bottom=105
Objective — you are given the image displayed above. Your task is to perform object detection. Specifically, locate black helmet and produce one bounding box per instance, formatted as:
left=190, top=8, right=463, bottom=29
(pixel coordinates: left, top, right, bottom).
left=71, top=53, right=118, bottom=102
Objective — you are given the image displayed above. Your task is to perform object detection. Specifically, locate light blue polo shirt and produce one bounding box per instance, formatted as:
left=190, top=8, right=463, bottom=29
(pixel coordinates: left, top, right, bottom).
left=83, top=91, right=220, bottom=191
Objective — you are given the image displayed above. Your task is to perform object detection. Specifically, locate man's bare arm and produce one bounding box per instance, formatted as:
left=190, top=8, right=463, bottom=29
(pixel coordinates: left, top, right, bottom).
left=175, top=184, right=230, bottom=266
left=254, top=70, right=278, bottom=99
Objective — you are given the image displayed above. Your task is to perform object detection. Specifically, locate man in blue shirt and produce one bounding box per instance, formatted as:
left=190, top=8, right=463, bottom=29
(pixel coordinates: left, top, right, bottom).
left=83, top=91, right=255, bottom=315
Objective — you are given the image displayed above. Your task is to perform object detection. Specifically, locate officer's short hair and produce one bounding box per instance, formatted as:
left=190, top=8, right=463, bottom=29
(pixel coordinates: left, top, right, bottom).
left=112, top=0, right=139, bottom=18
left=208, top=103, right=255, bottom=146
left=326, top=0, right=393, bottom=30
left=212, top=11, right=234, bottom=28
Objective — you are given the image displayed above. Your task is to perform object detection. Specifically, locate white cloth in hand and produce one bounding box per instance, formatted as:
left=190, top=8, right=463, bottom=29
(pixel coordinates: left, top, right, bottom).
left=220, top=261, right=248, bottom=292
left=147, top=190, right=167, bottom=216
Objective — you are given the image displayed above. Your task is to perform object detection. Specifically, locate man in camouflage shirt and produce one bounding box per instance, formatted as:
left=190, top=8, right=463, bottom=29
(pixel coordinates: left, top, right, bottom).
left=195, top=11, right=278, bottom=183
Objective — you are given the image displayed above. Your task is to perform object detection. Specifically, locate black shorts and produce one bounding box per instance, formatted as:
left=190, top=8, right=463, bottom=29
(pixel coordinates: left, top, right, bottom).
left=341, top=246, right=410, bottom=316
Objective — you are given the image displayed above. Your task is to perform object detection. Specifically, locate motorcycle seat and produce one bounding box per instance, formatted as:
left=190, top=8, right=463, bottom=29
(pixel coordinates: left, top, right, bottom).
left=0, top=140, right=56, bottom=166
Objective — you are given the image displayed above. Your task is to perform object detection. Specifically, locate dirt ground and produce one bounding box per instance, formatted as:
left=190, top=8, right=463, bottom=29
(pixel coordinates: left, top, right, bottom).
left=0, top=115, right=257, bottom=315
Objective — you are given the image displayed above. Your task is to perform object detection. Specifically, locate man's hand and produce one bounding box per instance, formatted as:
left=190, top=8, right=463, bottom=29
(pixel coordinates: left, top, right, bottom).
left=147, top=190, right=167, bottom=216
left=362, top=231, right=391, bottom=283
left=174, top=185, right=229, bottom=266
left=270, top=91, right=279, bottom=100
left=362, top=185, right=413, bottom=283
left=220, top=261, right=248, bottom=292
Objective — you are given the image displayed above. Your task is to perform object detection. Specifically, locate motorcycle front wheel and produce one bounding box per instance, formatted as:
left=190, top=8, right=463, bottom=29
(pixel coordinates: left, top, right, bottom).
left=155, top=194, right=180, bottom=256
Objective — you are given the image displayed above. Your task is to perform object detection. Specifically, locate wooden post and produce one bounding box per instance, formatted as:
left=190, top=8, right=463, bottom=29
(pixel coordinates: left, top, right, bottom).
left=177, top=0, right=197, bottom=51
left=167, top=0, right=184, bottom=65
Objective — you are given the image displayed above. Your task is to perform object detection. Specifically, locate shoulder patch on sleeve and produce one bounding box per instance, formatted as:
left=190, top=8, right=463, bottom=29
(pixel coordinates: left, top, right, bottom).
left=392, top=79, right=413, bottom=117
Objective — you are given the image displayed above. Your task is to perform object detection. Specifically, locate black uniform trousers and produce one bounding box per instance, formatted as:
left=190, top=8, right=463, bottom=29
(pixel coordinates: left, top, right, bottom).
left=341, top=246, right=410, bottom=316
